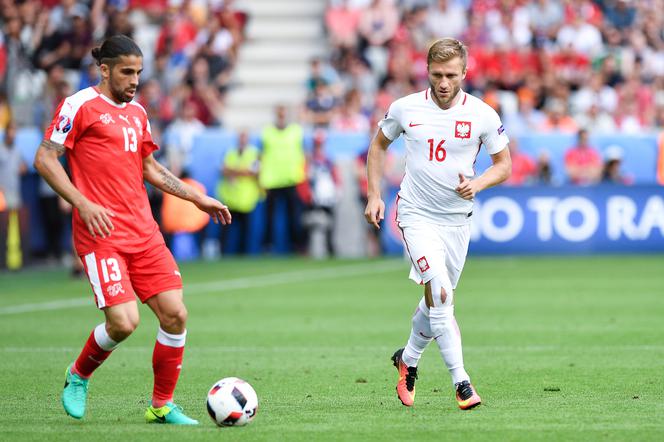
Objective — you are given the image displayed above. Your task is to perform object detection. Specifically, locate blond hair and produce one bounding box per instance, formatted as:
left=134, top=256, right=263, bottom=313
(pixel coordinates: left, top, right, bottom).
left=427, top=38, right=467, bottom=70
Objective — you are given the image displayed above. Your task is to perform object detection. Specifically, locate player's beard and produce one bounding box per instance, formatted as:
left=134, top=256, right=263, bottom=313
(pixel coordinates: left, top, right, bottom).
left=430, top=82, right=461, bottom=109
left=109, top=75, right=136, bottom=103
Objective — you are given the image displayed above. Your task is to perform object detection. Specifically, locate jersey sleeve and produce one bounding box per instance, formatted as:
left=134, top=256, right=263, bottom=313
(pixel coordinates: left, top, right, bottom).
left=480, top=106, right=509, bottom=155
left=44, top=98, right=83, bottom=150
left=141, top=118, right=159, bottom=158
left=378, top=99, right=405, bottom=141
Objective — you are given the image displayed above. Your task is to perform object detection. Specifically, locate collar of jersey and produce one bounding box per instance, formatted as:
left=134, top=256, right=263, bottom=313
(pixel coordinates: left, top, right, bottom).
left=427, top=88, right=466, bottom=113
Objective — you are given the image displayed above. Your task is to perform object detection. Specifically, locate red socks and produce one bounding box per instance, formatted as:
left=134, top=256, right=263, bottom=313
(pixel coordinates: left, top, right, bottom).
left=151, top=328, right=186, bottom=408
left=72, top=323, right=118, bottom=378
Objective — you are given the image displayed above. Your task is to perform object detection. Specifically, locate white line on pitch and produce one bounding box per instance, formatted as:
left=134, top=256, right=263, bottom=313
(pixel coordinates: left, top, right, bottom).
left=0, top=260, right=405, bottom=316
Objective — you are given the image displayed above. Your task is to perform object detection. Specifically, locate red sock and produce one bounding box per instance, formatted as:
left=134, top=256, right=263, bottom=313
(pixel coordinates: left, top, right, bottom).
left=152, top=328, right=186, bottom=408
left=72, top=328, right=114, bottom=378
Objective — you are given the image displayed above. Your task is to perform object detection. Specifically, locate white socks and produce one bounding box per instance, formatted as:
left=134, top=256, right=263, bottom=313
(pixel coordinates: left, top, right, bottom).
left=402, top=272, right=471, bottom=386
left=402, top=298, right=432, bottom=367
left=430, top=305, right=469, bottom=385
left=156, top=327, right=187, bottom=348
left=94, top=323, right=119, bottom=351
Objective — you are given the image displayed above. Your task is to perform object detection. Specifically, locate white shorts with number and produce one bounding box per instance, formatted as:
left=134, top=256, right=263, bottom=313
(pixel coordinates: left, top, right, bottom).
left=396, top=198, right=471, bottom=287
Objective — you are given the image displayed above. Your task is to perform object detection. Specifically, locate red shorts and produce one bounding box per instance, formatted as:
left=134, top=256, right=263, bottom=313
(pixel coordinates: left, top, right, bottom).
left=80, top=243, right=183, bottom=309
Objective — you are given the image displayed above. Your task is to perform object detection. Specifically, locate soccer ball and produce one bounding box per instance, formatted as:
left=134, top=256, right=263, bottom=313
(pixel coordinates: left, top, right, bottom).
left=206, top=377, right=258, bottom=427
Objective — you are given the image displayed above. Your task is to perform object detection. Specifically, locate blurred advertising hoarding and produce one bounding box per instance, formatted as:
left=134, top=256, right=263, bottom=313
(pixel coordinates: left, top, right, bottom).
left=382, top=185, right=664, bottom=255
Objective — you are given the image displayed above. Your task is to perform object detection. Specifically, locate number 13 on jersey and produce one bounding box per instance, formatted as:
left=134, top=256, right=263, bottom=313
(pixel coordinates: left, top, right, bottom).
left=428, top=138, right=446, bottom=162
left=122, top=126, right=137, bottom=152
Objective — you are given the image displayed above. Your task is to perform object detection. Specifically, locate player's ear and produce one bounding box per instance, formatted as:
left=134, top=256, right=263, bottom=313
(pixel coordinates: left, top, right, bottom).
left=100, top=63, right=110, bottom=81
left=461, top=68, right=467, bottom=80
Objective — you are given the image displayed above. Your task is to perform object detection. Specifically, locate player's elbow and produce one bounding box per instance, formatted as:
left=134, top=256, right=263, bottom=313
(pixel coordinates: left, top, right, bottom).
left=33, top=149, right=46, bottom=176
left=502, top=160, right=512, bottom=181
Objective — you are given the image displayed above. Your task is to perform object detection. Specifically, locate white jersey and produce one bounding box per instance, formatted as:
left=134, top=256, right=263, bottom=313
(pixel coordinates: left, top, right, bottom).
left=379, top=88, right=509, bottom=225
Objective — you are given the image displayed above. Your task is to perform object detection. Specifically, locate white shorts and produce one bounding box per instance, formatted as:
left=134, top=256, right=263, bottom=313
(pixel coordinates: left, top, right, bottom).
left=397, top=221, right=471, bottom=287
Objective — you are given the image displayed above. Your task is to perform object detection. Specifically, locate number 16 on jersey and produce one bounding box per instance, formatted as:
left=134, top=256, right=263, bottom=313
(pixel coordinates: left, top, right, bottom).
left=428, top=138, right=446, bottom=162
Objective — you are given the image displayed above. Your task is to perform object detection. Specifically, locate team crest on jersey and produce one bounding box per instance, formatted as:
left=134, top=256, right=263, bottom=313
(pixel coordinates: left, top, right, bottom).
left=56, top=115, right=72, bottom=133
left=107, top=282, right=125, bottom=297
left=132, top=116, right=143, bottom=135
left=417, top=256, right=430, bottom=273
left=455, top=121, right=471, bottom=139
left=99, top=113, right=115, bottom=125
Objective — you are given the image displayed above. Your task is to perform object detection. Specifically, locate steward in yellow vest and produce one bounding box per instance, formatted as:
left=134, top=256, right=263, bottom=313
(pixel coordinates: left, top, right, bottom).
left=259, top=106, right=306, bottom=253
left=218, top=137, right=261, bottom=214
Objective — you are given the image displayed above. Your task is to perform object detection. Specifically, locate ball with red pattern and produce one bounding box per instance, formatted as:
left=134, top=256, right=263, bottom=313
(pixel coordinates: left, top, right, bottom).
left=206, top=377, right=258, bottom=427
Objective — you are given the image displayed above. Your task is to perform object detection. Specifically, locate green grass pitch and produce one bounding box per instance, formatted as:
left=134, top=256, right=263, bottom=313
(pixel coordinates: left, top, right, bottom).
left=1, top=256, right=663, bottom=441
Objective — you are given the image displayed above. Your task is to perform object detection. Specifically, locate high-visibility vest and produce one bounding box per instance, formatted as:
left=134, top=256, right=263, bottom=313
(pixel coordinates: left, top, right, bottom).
left=657, top=132, right=664, bottom=185
left=217, top=145, right=261, bottom=213
left=259, top=124, right=305, bottom=189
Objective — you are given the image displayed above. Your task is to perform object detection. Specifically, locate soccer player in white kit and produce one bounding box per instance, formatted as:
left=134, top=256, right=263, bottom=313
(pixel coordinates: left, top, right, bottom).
left=365, top=38, right=512, bottom=410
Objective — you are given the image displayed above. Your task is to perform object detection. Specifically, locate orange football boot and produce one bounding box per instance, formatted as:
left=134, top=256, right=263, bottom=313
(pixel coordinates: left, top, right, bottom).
left=391, top=348, right=418, bottom=406
left=455, top=380, right=481, bottom=410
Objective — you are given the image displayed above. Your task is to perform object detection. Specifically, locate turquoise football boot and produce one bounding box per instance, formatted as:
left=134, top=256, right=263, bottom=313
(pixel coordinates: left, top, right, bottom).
left=145, top=402, right=199, bottom=425
left=62, top=364, right=89, bottom=419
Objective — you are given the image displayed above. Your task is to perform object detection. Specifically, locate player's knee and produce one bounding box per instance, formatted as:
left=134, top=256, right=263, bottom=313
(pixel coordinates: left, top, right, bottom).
left=428, top=305, right=454, bottom=339
left=160, top=305, right=188, bottom=331
left=430, top=274, right=454, bottom=307
left=107, top=316, right=139, bottom=341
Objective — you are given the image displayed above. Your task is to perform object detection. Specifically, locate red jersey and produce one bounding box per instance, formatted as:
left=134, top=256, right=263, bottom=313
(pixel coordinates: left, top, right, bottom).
left=45, top=87, right=162, bottom=255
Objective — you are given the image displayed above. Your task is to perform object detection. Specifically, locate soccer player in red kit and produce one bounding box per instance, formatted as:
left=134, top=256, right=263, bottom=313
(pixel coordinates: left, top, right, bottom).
left=33, top=35, right=232, bottom=425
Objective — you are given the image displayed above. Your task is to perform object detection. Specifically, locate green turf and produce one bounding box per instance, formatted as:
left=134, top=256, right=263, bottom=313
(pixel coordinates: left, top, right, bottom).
left=1, top=256, right=663, bottom=441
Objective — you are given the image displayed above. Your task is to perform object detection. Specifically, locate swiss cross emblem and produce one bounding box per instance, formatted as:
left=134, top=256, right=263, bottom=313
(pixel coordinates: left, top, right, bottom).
left=455, top=121, right=471, bottom=139
left=107, top=282, right=125, bottom=297
left=417, top=256, right=430, bottom=273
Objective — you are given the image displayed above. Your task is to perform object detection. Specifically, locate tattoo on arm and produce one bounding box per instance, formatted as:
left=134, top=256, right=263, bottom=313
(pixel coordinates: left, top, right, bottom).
left=157, top=163, right=190, bottom=199
left=40, top=139, right=66, bottom=155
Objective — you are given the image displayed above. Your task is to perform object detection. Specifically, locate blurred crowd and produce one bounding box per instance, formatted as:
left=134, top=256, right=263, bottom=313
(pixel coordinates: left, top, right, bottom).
left=0, top=0, right=247, bottom=134
left=1, top=0, right=662, bottom=268
left=316, top=0, right=664, bottom=135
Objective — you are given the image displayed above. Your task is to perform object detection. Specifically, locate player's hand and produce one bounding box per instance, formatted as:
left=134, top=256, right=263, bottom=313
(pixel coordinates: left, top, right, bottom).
left=456, top=173, right=480, bottom=200
left=364, top=196, right=385, bottom=229
left=78, top=200, right=116, bottom=238
left=195, top=195, right=232, bottom=225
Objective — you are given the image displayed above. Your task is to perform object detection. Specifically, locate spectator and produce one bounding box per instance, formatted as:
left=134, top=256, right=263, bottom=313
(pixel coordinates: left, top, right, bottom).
left=137, top=78, right=175, bottom=131
left=603, top=0, right=637, bottom=32
left=358, top=0, right=399, bottom=79
left=538, top=100, right=579, bottom=133
left=536, top=150, right=554, bottom=185
left=505, top=140, right=538, bottom=186
left=601, top=144, right=632, bottom=185
left=564, top=129, right=603, bottom=185
left=426, top=0, right=468, bottom=41
left=574, top=101, right=616, bottom=133
left=165, top=100, right=206, bottom=177
left=556, top=14, right=602, bottom=57
left=330, top=88, right=369, bottom=132
left=527, top=0, right=564, bottom=44
left=304, top=79, right=338, bottom=128
left=0, top=121, right=25, bottom=212
left=0, top=121, right=25, bottom=270
left=306, top=57, right=341, bottom=96
left=325, top=0, right=362, bottom=50
left=217, top=129, right=261, bottom=255
left=302, top=130, right=338, bottom=259
left=259, top=105, right=306, bottom=253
